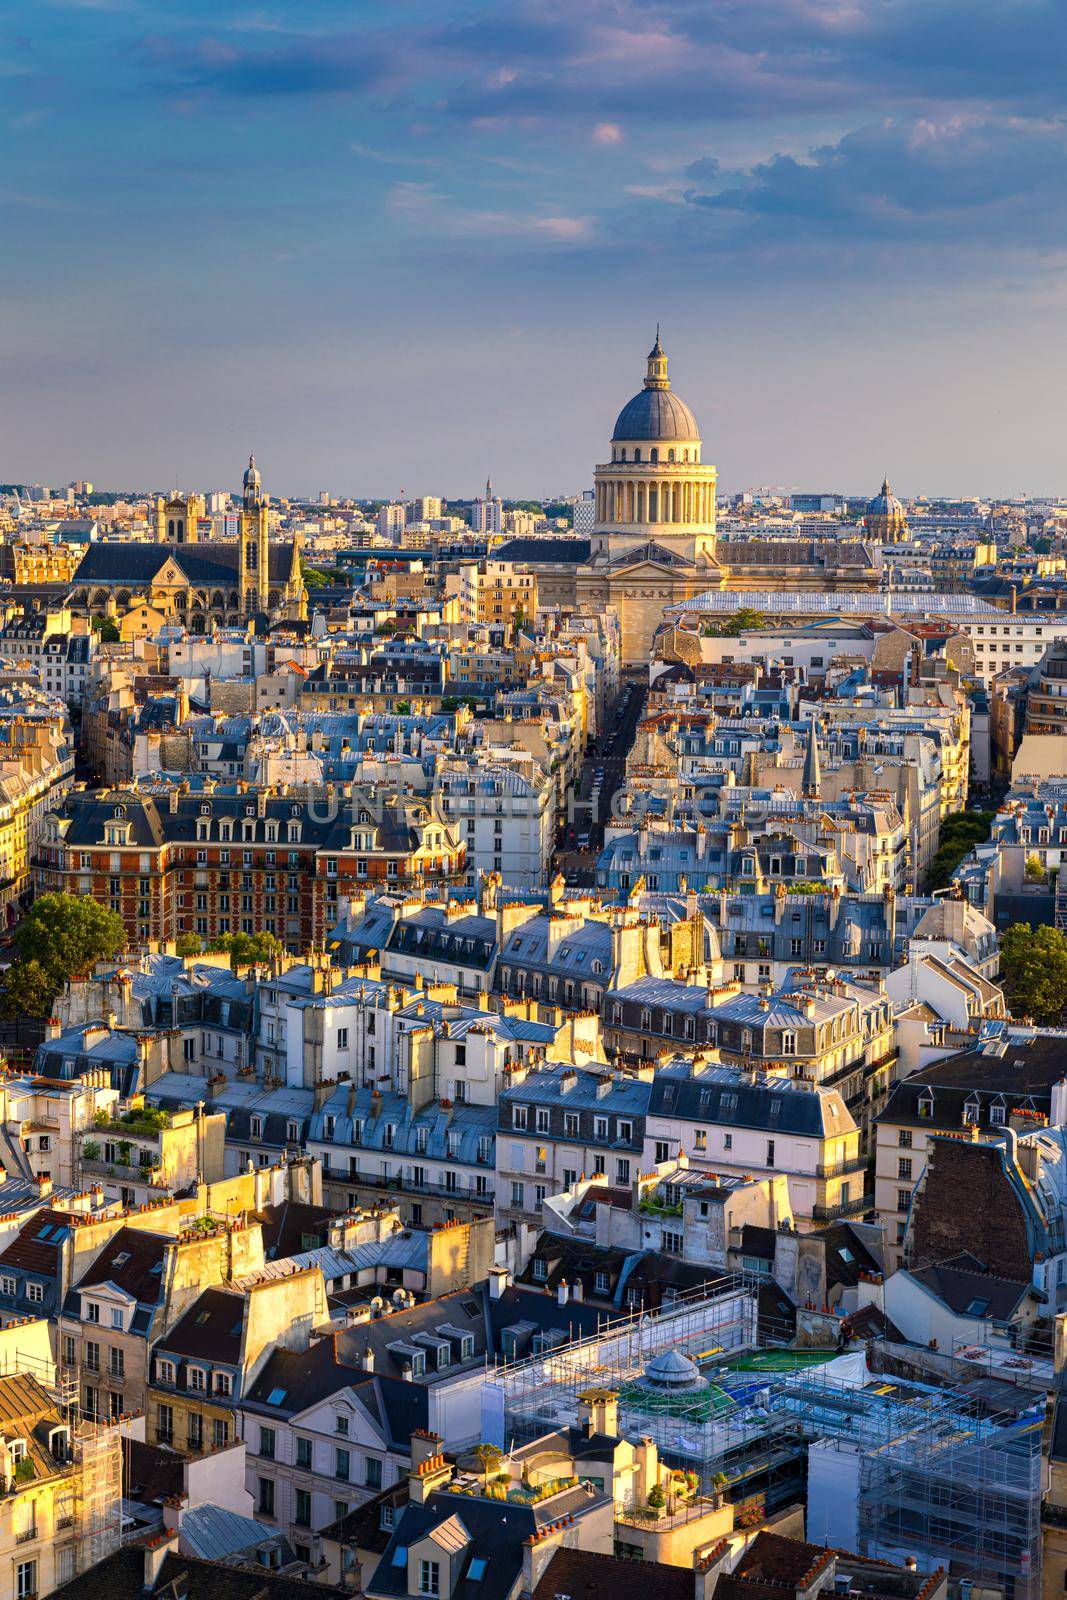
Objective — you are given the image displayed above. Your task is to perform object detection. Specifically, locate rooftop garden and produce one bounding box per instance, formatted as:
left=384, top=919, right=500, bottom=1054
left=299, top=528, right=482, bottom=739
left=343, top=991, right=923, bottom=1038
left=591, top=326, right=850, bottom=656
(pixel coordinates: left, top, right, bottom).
left=92, top=1107, right=170, bottom=1139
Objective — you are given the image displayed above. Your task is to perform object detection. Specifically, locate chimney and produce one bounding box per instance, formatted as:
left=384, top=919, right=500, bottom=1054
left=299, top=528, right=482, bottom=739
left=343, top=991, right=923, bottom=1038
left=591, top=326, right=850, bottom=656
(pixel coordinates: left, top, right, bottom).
left=362, top=1346, right=375, bottom=1372
left=488, top=1265, right=512, bottom=1300
left=557, top=1278, right=570, bottom=1306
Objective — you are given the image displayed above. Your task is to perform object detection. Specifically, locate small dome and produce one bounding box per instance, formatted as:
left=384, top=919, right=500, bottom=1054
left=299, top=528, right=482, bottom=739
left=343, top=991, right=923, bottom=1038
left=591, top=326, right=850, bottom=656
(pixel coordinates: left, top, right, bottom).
left=244, top=453, right=261, bottom=492
left=866, top=477, right=905, bottom=520
left=639, top=1348, right=708, bottom=1392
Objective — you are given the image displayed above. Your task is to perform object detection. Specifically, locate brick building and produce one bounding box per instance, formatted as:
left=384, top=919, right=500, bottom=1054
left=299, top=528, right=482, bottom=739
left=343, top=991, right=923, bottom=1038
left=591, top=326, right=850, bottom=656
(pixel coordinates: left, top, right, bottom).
left=35, top=787, right=465, bottom=949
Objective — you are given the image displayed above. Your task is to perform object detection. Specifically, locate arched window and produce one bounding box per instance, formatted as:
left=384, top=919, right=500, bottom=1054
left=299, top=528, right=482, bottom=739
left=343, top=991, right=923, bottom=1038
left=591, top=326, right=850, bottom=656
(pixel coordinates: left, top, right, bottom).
left=177, top=519, right=184, bottom=538
left=633, top=448, right=641, bottom=463
left=650, top=448, right=659, bottom=464
left=168, top=520, right=175, bottom=538
left=668, top=449, right=675, bottom=462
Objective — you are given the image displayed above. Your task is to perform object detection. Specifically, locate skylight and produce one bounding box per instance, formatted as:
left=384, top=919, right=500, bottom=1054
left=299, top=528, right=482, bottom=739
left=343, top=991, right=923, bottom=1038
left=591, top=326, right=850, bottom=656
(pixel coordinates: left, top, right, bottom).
left=469, top=1560, right=487, bottom=1582
left=267, top=1387, right=287, bottom=1405
left=965, top=1298, right=990, bottom=1317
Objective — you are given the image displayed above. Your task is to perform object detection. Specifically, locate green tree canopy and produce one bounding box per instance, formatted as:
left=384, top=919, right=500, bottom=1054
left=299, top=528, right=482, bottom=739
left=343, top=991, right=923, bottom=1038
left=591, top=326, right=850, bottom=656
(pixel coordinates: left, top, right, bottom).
left=175, top=932, right=204, bottom=958
left=1000, top=922, right=1067, bottom=1024
left=207, top=930, right=283, bottom=970
left=704, top=608, right=766, bottom=637
left=1, top=958, right=54, bottom=1020
left=15, top=893, right=126, bottom=990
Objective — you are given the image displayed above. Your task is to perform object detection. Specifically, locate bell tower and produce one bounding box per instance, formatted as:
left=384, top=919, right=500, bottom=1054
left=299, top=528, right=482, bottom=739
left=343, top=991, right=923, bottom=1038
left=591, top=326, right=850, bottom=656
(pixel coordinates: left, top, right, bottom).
left=239, top=454, right=269, bottom=614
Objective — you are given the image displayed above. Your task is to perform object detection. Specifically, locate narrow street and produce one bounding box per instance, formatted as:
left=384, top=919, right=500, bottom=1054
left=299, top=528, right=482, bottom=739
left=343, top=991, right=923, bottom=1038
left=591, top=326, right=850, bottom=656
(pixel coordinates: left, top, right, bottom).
left=553, top=673, right=647, bottom=886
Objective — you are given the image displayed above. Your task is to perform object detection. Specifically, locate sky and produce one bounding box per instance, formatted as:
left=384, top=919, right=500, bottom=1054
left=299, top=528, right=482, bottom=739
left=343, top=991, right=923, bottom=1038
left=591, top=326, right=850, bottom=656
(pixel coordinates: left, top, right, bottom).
left=4, top=0, right=1067, bottom=501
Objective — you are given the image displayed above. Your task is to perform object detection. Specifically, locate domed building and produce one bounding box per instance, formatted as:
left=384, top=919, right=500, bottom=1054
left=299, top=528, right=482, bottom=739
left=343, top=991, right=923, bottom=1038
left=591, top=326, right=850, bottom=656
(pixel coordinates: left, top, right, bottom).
left=591, top=331, right=719, bottom=570
left=864, top=477, right=909, bottom=544
left=497, top=333, right=883, bottom=663
left=637, top=1348, right=709, bottom=1395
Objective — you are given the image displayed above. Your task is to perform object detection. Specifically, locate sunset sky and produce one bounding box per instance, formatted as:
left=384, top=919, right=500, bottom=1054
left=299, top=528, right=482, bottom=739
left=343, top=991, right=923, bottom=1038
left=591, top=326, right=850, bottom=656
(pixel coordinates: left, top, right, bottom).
left=6, top=0, right=1067, bottom=499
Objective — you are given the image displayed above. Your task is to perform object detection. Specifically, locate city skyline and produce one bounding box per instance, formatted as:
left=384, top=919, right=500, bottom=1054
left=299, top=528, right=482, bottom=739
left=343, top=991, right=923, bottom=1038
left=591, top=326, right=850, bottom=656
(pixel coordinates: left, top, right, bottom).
left=5, top=0, right=1067, bottom=496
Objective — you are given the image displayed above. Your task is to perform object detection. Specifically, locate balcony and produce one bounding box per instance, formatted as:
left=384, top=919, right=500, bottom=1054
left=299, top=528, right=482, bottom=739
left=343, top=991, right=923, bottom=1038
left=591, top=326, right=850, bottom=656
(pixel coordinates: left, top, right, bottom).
left=15, top=1525, right=37, bottom=1545
left=815, top=1155, right=869, bottom=1179
left=811, top=1194, right=875, bottom=1222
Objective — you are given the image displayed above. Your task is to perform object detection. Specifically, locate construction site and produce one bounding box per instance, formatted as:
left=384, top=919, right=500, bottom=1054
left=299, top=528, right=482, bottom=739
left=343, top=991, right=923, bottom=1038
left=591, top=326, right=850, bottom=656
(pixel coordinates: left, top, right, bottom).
left=483, top=1276, right=1044, bottom=1600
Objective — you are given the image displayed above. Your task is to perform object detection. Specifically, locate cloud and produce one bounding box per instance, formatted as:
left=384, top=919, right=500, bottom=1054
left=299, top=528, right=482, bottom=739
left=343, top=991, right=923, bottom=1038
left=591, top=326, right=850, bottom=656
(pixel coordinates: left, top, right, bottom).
left=386, top=179, right=592, bottom=244
left=683, top=115, right=1067, bottom=246
left=592, top=121, right=623, bottom=145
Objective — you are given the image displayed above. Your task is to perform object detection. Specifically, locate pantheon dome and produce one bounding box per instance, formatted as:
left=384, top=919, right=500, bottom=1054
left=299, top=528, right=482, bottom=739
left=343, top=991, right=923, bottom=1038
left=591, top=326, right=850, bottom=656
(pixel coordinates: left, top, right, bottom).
left=613, top=333, right=700, bottom=442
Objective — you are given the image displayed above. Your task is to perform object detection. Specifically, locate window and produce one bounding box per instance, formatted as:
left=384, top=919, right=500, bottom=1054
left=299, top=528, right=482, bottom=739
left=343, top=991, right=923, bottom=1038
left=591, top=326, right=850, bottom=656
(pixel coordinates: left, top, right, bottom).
left=156, top=1403, right=173, bottom=1445
left=213, top=1418, right=229, bottom=1449
left=511, top=1182, right=525, bottom=1209
left=616, top=1159, right=630, bottom=1184
left=663, top=1231, right=683, bottom=1255
left=366, top=1456, right=382, bottom=1489
left=899, top=1129, right=912, bottom=1148
left=111, top=1308, right=123, bottom=1330
left=188, top=1366, right=206, bottom=1393
left=335, top=1412, right=349, bottom=1436
left=157, top=1359, right=176, bottom=1386
left=337, top=1028, right=349, bottom=1051
left=655, top=1141, right=669, bottom=1163
left=295, top=1488, right=312, bottom=1527
left=84, top=1299, right=99, bottom=1323
left=187, top=1413, right=203, bottom=1451
left=897, top=1190, right=911, bottom=1214
left=595, top=1271, right=610, bottom=1294
left=420, top=1560, right=441, bottom=1596
left=258, top=1476, right=275, bottom=1516
left=215, top=1371, right=231, bottom=1396
left=16, top=1559, right=36, bottom=1600
left=897, top=1158, right=912, bottom=1181
left=62, top=1335, right=75, bottom=1367
left=766, top=1139, right=775, bottom=1167
left=336, top=1447, right=350, bottom=1481
left=296, top=1437, right=312, bottom=1470
left=259, top=1426, right=276, bottom=1459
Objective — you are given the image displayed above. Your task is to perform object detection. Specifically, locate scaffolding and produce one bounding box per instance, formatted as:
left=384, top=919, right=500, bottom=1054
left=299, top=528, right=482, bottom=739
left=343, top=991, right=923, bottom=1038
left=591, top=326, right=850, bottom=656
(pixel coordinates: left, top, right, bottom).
left=489, top=1279, right=1043, bottom=1600
left=70, top=1420, right=124, bottom=1578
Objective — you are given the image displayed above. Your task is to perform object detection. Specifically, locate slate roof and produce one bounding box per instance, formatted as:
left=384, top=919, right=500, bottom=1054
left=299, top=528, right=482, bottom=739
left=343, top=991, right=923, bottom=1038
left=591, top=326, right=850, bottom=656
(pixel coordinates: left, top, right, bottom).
left=648, top=1062, right=850, bottom=1137
left=68, top=1226, right=169, bottom=1321
left=371, top=1485, right=608, bottom=1600
left=532, top=1549, right=692, bottom=1600
left=244, top=1350, right=428, bottom=1446
left=73, top=539, right=296, bottom=586
left=493, top=537, right=591, bottom=565
left=52, top=1547, right=351, bottom=1600
left=155, top=1286, right=245, bottom=1364
left=904, top=1253, right=1033, bottom=1321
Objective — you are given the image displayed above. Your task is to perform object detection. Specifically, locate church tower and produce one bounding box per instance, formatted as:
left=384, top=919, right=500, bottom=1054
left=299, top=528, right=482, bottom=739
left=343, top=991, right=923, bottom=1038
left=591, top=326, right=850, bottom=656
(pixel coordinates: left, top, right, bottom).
left=239, top=454, right=269, bottom=614
left=155, top=491, right=205, bottom=544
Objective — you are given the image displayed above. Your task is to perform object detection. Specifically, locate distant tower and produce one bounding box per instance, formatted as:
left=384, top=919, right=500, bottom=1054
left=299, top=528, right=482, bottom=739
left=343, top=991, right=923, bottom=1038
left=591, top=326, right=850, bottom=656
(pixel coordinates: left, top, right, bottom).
left=239, top=454, right=269, bottom=614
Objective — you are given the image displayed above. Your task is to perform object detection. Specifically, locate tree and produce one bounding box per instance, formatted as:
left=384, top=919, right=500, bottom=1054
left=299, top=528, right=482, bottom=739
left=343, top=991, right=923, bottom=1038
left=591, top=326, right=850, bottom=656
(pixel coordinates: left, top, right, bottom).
left=1, top=958, right=54, bottom=1019
left=175, top=932, right=203, bottom=958
left=91, top=617, right=120, bottom=642
left=1025, top=853, right=1047, bottom=883
left=704, top=608, right=766, bottom=638
left=14, top=893, right=126, bottom=993
left=472, top=1442, right=503, bottom=1490
left=207, top=931, right=283, bottom=970
left=927, top=810, right=996, bottom=890
left=1000, top=923, right=1067, bottom=1024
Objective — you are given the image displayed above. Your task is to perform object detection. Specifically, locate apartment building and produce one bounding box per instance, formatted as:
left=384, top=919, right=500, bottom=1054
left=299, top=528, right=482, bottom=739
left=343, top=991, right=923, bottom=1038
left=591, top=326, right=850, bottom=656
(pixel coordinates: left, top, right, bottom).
left=641, top=1058, right=866, bottom=1231
left=35, top=787, right=464, bottom=949
left=496, top=1066, right=649, bottom=1227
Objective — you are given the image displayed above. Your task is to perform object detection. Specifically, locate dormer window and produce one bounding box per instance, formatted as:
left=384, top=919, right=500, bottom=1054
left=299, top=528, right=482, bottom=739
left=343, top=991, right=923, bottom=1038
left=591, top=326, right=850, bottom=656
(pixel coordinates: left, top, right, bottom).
left=963, top=1097, right=980, bottom=1125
